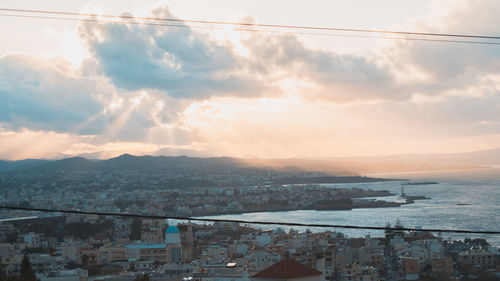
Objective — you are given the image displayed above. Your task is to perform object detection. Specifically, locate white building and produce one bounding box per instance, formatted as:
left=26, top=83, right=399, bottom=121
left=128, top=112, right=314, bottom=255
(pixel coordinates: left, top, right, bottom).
left=29, top=254, right=65, bottom=274
left=40, top=269, right=88, bottom=281
left=24, top=232, right=43, bottom=247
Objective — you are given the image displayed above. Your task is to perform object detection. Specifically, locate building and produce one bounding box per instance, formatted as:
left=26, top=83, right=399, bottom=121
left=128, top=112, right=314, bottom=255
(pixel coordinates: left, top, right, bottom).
left=59, top=239, right=83, bottom=262
left=0, top=243, right=15, bottom=265
left=179, top=224, right=195, bottom=262
left=338, top=263, right=379, bottom=281
left=112, top=224, right=184, bottom=264
left=123, top=244, right=168, bottom=263
left=165, top=225, right=182, bottom=263
left=28, top=254, right=65, bottom=274
left=166, top=225, right=181, bottom=245
left=253, top=259, right=323, bottom=281
left=0, top=243, right=17, bottom=274
left=400, top=257, right=419, bottom=281
left=194, top=264, right=249, bottom=281
left=457, top=246, right=496, bottom=267
left=40, top=269, right=88, bottom=281
left=141, top=230, right=163, bottom=244
left=24, top=232, right=43, bottom=247
left=77, top=246, right=98, bottom=265
left=432, top=257, right=453, bottom=275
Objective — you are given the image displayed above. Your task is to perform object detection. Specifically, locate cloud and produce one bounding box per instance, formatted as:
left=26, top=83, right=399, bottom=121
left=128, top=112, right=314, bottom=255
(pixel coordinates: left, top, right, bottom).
left=74, top=3, right=500, bottom=105
left=0, top=54, right=103, bottom=132
left=0, top=53, right=197, bottom=146
left=0, top=126, right=196, bottom=160
left=242, top=33, right=402, bottom=102
left=388, top=0, right=500, bottom=94
left=0, top=1, right=499, bottom=160
left=0, top=127, right=92, bottom=160
left=79, top=7, right=269, bottom=99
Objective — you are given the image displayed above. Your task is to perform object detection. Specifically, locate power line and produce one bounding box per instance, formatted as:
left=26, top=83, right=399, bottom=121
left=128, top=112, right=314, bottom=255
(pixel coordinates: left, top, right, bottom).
left=2, top=7, right=500, bottom=41
left=2, top=13, right=500, bottom=46
left=1, top=206, right=499, bottom=235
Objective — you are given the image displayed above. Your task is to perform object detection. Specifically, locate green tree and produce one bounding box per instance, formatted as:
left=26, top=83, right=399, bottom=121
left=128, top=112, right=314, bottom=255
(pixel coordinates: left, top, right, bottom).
left=19, top=255, right=37, bottom=281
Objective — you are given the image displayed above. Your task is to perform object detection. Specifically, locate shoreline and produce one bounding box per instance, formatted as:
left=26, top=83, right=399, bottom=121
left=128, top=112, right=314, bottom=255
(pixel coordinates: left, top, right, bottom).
left=189, top=197, right=415, bottom=217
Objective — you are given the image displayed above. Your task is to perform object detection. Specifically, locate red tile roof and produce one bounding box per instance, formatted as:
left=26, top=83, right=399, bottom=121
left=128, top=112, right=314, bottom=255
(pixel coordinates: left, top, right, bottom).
left=253, top=259, right=322, bottom=279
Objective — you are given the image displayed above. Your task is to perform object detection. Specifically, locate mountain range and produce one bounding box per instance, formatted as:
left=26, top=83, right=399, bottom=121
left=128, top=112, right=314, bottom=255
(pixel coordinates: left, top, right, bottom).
left=0, top=147, right=498, bottom=175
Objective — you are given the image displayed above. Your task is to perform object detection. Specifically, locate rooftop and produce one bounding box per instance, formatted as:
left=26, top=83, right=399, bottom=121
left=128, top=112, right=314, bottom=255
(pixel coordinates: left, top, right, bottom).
left=124, top=244, right=166, bottom=249
left=253, top=259, right=321, bottom=279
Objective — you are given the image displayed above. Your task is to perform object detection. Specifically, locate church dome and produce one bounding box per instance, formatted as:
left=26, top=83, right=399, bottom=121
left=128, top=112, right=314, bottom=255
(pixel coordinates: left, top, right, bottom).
left=166, top=225, right=180, bottom=234
left=165, top=225, right=181, bottom=244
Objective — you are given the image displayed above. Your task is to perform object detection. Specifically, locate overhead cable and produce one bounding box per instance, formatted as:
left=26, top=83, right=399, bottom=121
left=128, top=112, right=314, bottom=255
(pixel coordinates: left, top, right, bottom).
left=1, top=206, right=499, bottom=235
left=1, top=7, right=500, bottom=40
left=1, top=10, right=500, bottom=45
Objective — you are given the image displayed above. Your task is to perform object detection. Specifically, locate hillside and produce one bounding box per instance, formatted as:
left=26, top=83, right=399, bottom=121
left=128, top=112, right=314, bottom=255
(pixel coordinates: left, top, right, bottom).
left=0, top=154, right=395, bottom=191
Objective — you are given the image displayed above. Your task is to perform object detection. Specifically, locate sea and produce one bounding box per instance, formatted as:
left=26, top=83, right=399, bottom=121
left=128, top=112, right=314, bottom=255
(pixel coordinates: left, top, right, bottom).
left=200, top=167, right=500, bottom=247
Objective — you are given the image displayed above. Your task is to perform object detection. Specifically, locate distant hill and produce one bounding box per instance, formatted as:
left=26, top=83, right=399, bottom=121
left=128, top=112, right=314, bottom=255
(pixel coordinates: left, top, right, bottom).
left=0, top=154, right=249, bottom=175
left=0, top=159, right=51, bottom=173
left=1, top=146, right=498, bottom=175
left=28, top=157, right=99, bottom=173
left=244, top=147, right=500, bottom=174
left=0, top=154, right=395, bottom=190
left=102, top=154, right=247, bottom=172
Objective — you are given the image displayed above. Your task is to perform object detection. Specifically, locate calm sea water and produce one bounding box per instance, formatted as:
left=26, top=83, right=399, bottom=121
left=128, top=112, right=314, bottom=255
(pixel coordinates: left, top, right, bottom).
left=201, top=167, right=500, bottom=247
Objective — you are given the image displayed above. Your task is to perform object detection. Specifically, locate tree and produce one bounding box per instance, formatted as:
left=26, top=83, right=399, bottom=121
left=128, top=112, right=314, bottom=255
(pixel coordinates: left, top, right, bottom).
left=384, top=222, right=392, bottom=236
left=394, top=219, right=404, bottom=236
left=81, top=254, right=89, bottom=266
left=5, top=232, right=18, bottom=244
left=128, top=263, right=136, bottom=272
left=134, top=274, right=150, bottom=281
left=19, top=255, right=37, bottom=281
left=130, top=218, right=142, bottom=241
left=66, top=260, right=78, bottom=270
left=0, top=263, right=6, bottom=281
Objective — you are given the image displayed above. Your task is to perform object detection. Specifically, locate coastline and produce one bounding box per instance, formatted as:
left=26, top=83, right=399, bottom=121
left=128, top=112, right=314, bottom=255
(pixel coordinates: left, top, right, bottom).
left=188, top=195, right=416, bottom=217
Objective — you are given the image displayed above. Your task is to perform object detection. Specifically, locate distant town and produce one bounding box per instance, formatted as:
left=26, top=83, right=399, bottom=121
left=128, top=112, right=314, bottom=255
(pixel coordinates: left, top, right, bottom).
left=0, top=155, right=403, bottom=216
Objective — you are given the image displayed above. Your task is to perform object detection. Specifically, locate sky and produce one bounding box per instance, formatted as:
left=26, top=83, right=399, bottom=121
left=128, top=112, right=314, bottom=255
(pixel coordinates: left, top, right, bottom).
left=0, top=0, right=499, bottom=160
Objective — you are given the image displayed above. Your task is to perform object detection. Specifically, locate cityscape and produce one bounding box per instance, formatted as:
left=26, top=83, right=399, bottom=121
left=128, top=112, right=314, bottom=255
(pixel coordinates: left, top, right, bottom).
left=0, top=156, right=498, bottom=280
left=0, top=0, right=499, bottom=281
